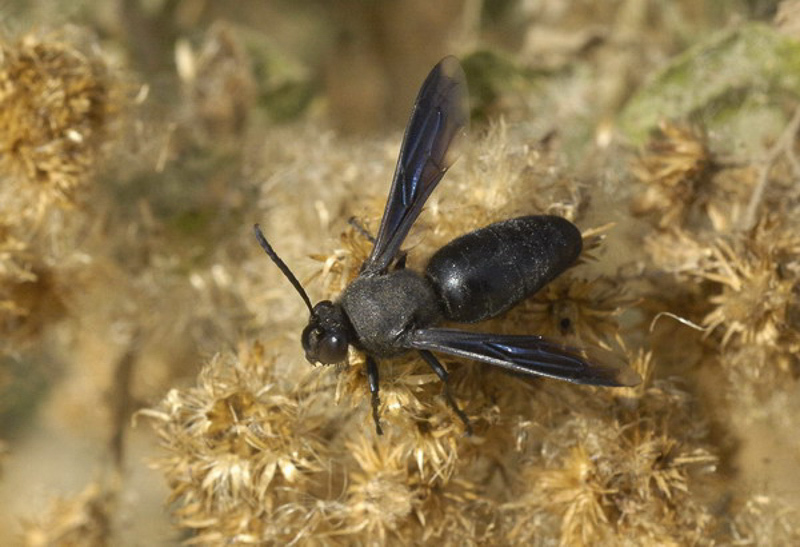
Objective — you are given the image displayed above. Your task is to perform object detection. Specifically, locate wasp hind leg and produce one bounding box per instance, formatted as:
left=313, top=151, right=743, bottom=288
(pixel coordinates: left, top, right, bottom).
left=418, top=350, right=473, bottom=435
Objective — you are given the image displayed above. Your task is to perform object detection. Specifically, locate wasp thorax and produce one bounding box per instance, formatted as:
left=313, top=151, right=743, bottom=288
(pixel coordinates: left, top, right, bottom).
left=302, top=300, right=351, bottom=364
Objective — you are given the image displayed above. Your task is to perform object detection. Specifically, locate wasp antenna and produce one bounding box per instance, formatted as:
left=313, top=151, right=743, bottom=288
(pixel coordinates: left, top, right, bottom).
left=253, top=224, right=314, bottom=314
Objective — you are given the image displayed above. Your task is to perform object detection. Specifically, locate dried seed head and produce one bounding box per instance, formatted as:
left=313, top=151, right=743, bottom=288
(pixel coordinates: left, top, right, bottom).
left=345, top=435, right=414, bottom=542
left=536, top=444, right=611, bottom=545
left=697, top=218, right=800, bottom=348
left=143, top=343, right=333, bottom=541
left=510, top=424, right=717, bottom=545
left=0, top=29, right=119, bottom=212
left=631, top=122, right=711, bottom=229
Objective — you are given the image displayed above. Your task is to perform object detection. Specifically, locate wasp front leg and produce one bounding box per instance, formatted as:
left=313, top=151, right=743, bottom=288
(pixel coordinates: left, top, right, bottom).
left=365, top=356, right=383, bottom=435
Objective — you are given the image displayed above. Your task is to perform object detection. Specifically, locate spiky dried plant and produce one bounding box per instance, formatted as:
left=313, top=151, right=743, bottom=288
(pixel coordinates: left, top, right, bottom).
left=343, top=434, right=416, bottom=542
left=0, top=28, right=119, bottom=213
left=697, top=218, right=800, bottom=349
left=141, top=342, right=337, bottom=543
left=631, top=122, right=711, bottom=229
left=340, top=432, right=489, bottom=544
left=505, top=362, right=718, bottom=546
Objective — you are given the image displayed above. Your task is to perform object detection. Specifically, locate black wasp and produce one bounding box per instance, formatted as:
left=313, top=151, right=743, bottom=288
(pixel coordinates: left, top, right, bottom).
left=254, top=56, right=640, bottom=435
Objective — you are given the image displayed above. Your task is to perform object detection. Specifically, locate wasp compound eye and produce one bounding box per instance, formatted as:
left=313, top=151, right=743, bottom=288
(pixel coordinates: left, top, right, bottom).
left=301, top=325, right=349, bottom=364
left=317, top=332, right=348, bottom=363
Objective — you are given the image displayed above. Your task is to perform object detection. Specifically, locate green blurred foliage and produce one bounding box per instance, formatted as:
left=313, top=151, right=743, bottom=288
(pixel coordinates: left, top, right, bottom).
left=620, top=23, right=800, bottom=149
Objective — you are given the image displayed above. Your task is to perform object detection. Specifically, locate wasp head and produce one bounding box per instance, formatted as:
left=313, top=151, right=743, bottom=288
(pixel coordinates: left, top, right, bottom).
left=302, top=300, right=351, bottom=364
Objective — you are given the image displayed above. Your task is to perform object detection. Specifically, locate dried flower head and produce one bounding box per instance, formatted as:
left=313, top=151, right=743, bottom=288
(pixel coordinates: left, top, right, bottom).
left=408, top=471, right=491, bottom=544
left=0, top=28, right=119, bottom=212
left=343, top=434, right=415, bottom=542
left=501, top=340, right=720, bottom=546
left=697, top=218, right=800, bottom=348
left=631, top=122, right=711, bottom=229
left=535, top=443, right=611, bottom=544
left=342, top=433, right=488, bottom=544
left=142, top=343, right=335, bottom=542
left=508, top=412, right=717, bottom=545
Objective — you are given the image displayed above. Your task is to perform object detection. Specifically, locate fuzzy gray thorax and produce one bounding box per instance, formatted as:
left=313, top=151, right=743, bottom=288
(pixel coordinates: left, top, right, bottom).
left=340, top=269, right=442, bottom=357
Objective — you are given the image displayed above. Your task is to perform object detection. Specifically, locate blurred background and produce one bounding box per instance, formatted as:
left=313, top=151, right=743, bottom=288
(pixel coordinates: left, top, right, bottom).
left=1, top=0, right=799, bottom=544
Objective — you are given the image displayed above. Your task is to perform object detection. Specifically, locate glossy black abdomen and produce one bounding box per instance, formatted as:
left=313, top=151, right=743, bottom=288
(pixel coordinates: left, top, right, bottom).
left=425, top=215, right=582, bottom=323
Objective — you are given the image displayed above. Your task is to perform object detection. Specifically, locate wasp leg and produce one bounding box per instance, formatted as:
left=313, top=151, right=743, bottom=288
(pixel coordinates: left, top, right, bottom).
left=365, top=355, right=383, bottom=435
left=349, top=216, right=407, bottom=270
left=348, top=216, right=376, bottom=243
left=417, top=350, right=472, bottom=435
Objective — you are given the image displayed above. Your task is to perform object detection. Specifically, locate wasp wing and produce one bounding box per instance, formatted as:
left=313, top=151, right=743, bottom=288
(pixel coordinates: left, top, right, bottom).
left=408, top=328, right=641, bottom=387
left=362, top=56, right=469, bottom=275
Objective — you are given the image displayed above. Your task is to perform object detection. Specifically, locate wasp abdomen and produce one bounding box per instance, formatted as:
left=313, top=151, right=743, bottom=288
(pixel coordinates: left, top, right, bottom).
left=425, top=215, right=582, bottom=323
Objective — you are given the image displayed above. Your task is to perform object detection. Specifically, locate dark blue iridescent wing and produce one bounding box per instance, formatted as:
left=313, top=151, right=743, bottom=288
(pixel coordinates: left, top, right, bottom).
left=362, top=56, right=469, bottom=275
left=408, top=328, right=641, bottom=387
